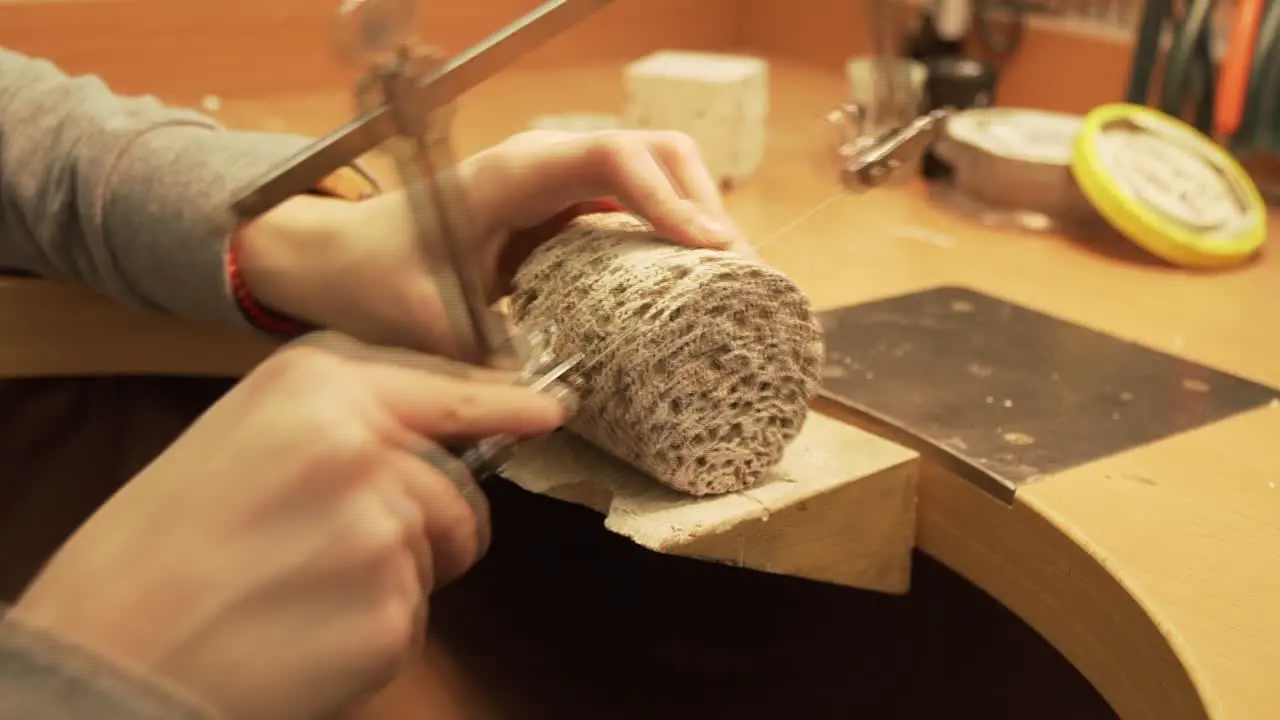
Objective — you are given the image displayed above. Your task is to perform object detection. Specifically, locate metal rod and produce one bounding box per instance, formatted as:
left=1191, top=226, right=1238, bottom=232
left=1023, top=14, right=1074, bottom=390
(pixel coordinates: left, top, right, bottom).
left=230, top=0, right=615, bottom=221
left=867, top=0, right=905, bottom=129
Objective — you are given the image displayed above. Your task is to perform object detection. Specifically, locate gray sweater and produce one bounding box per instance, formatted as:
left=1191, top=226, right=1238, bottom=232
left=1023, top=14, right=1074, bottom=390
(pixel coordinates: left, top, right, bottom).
left=0, top=46, right=346, bottom=718
left=0, top=608, right=208, bottom=718
left=0, top=46, right=323, bottom=329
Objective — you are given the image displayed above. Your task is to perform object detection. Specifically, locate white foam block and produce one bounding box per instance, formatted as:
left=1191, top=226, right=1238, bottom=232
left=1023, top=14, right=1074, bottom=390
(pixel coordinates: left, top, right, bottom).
left=624, top=50, right=769, bottom=186
left=528, top=113, right=623, bottom=134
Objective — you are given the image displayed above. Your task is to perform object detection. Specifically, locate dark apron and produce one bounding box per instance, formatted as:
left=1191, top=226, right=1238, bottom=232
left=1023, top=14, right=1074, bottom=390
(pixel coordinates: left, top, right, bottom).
left=0, top=376, right=234, bottom=600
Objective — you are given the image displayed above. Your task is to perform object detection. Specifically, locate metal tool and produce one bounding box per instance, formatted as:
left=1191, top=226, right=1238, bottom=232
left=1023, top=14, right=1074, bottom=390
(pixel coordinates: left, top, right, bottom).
left=230, top=0, right=614, bottom=222
left=971, top=0, right=1027, bottom=58
left=1161, top=0, right=1217, bottom=133
left=1214, top=0, right=1264, bottom=141
left=1249, top=0, right=1280, bottom=153
left=450, top=352, right=584, bottom=478
left=236, top=0, right=612, bottom=476
left=331, top=0, right=603, bottom=473
left=827, top=0, right=954, bottom=191
left=834, top=107, right=952, bottom=191
left=341, top=5, right=520, bottom=372
left=867, top=0, right=905, bottom=131
left=327, top=0, right=616, bottom=371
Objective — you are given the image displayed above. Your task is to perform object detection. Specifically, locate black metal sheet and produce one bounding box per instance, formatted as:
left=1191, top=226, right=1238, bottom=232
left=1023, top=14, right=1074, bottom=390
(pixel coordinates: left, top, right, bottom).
left=818, top=286, right=1277, bottom=502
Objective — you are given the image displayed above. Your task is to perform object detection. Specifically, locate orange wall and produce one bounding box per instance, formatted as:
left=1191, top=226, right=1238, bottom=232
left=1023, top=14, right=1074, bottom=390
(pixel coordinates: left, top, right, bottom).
left=0, top=0, right=737, bottom=99
left=0, top=0, right=1136, bottom=113
left=740, top=0, right=1136, bottom=113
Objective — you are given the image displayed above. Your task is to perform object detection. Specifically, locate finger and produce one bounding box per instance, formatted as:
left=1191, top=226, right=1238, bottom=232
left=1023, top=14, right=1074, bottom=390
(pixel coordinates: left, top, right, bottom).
left=330, top=490, right=431, bottom=661
left=291, top=331, right=521, bottom=385
left=397, top=444, right=492, bottom=586
left=363, top=363, right=567, bottom=440
left=496, top=132, right=731, bottom=250
left=375, top=479, right=435, bottom=593
left=470, top=131, right=737, bottom=250
left=400, top=544, right=430, bottom=656
left=647, top=134, right=753, bottom=254
left=586, top=136, right=733, bottom=249
left=373, top=485, right=434, bottom=656
left=732, top=238, right=765, bottom=263
left=647, top=131, right=727, bottom=216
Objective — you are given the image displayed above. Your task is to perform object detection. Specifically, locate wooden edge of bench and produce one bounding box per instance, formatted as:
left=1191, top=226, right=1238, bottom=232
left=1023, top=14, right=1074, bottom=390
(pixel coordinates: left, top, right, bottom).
left=0, top=278, right=272, bottom=379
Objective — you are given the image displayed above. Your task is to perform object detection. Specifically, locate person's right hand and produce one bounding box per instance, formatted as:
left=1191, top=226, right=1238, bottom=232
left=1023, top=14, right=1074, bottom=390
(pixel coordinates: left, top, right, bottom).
left=9, top=333, right=569, bottom=720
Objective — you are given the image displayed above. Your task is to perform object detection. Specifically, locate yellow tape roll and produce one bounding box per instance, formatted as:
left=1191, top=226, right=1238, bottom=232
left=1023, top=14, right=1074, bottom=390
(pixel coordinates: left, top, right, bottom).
left=1070, top=103, right=1267, bottom=269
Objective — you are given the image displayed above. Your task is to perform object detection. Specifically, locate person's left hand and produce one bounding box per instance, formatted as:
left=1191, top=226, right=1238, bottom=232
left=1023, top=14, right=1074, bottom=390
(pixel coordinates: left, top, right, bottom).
left=236, top=129, right=759, bottom=353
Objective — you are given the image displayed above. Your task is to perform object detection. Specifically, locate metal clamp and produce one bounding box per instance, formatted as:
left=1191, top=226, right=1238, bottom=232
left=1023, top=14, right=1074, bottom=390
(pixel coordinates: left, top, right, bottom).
left=828, top=105, right=952, bottom=191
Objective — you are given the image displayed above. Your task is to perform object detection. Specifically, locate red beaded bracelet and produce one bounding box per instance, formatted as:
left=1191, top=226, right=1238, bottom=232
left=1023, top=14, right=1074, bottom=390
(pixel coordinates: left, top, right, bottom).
left=227, top=166, right=379, bottom=337
left=226, top=230, right=313, bottom=337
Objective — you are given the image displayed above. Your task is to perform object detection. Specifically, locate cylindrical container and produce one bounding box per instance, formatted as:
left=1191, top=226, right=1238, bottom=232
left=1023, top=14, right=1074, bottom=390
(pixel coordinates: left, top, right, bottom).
left=932, top=107, right=1097, bottom=221
left=921, top=56, right=1001, bottom=178
left=844, top=56, right=929, bottom=181
left=846, top=56, right=929, bottom=132
left=923, top=56, right=999, bottom=112
left=509, top=213, right=825, bottom=496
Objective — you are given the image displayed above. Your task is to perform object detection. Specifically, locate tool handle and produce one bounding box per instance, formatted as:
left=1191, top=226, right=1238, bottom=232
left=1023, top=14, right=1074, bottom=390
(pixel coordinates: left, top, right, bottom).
left=1216, top=0, right=1265, bottom=138
left=445, top=352, right=583, bottom=480
left=448, top=436, right=519, bottom=480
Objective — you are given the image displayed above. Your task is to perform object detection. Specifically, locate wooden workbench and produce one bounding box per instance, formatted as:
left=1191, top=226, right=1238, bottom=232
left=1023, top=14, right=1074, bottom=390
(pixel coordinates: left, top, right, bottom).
left=733, top=66, right=1280, bottom=720
left=745, top=66, right=1279, bottom=720
left=206, top=62, right=1280, bottom=720
left=2, top=62, right=1276, bottom=719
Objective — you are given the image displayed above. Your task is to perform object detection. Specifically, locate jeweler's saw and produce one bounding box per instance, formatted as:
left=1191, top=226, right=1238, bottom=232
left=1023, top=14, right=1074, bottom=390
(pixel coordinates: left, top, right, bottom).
left=231, top=0, right=615, bottom=221
left=230, top=0, right=615, bottom=476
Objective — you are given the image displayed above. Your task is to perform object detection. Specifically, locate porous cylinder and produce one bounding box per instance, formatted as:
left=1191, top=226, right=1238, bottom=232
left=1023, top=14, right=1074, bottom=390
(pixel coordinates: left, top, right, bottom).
left=509, top=213, right=825, bottom=496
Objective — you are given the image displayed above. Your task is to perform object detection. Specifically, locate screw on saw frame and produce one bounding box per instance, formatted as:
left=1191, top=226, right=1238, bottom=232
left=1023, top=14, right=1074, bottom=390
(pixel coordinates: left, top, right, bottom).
left=334, top=0, right=422, bottom=68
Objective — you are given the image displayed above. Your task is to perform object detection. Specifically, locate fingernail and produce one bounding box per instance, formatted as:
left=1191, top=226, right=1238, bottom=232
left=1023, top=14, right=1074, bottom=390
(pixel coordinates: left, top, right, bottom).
left=543, top=380, right=581, bottom=419
left=695, top=217, right=735, bottom=248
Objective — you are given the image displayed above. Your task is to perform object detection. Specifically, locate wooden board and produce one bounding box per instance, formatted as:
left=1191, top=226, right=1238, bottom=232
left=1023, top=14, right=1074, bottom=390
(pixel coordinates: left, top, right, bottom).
left=502, top=410, right=919, bottom=594
left=0, top=278, right=273, bottom=379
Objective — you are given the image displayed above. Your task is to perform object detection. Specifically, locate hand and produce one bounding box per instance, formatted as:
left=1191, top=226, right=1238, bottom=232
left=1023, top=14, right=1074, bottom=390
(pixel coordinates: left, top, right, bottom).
left=236, top=129, right=760, bottom=352
left=10, top=333, right=568, bottom=719
left=461, top=129, right=758, bottom=270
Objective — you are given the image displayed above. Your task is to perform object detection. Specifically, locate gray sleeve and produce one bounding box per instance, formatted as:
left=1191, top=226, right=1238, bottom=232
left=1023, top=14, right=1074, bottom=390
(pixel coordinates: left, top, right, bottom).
left=0, top=608, right=210, bottom=719
left=0, top=46, right=335, bottom=329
